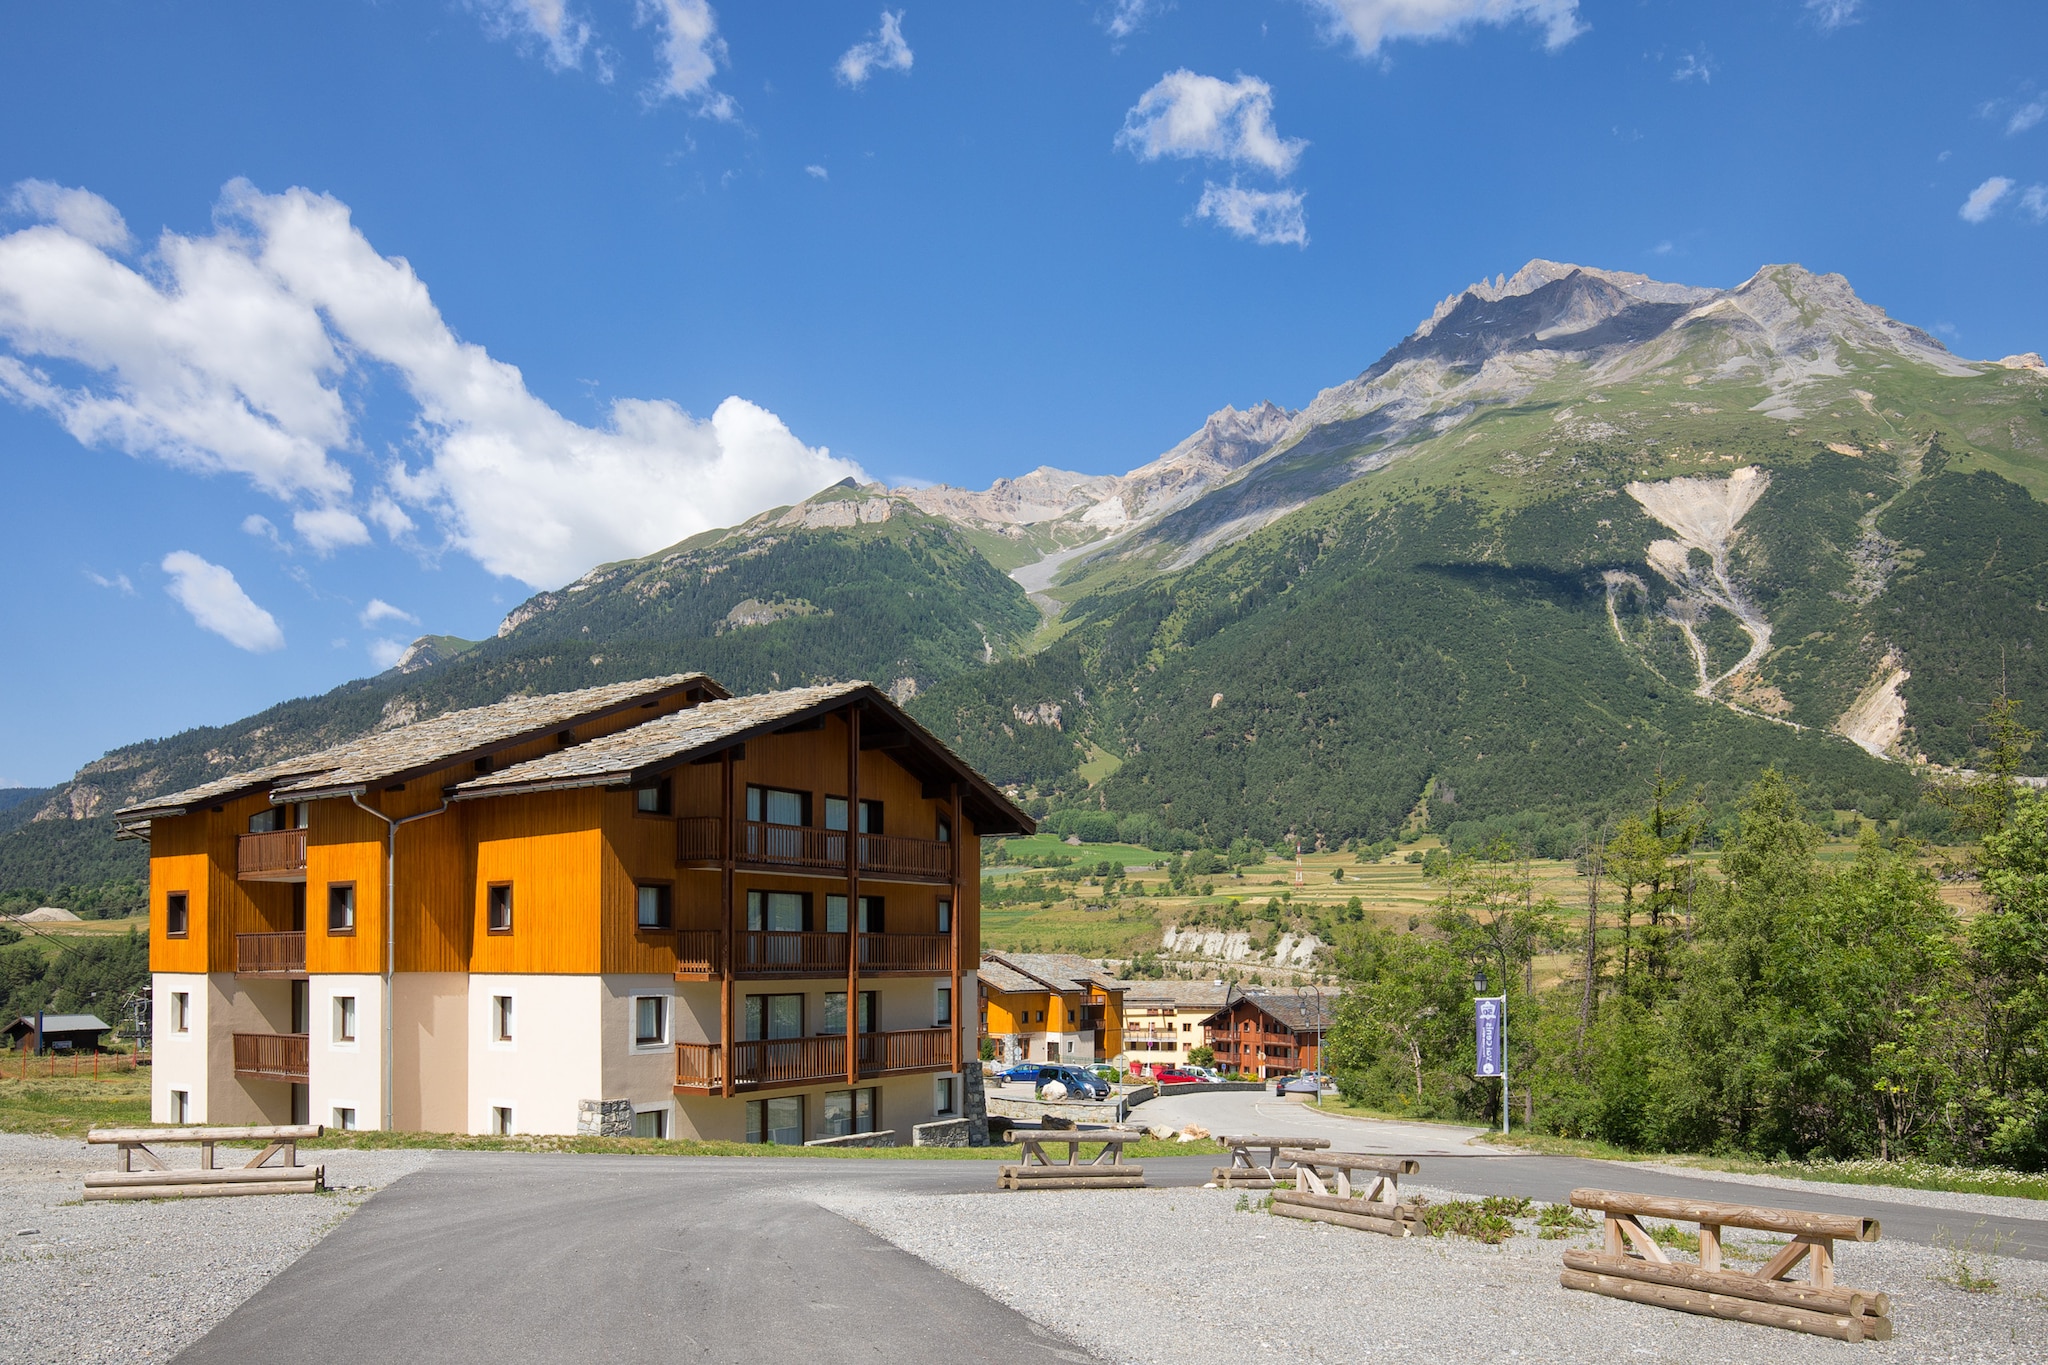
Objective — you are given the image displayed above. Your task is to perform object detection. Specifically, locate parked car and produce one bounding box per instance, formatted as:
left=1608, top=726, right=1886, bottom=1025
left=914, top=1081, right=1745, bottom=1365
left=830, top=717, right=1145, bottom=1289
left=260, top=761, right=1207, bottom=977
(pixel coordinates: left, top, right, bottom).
left=996, top=1063, right=1043, bottom=1084
left=1274, top=1074, right=1323, bottom=1096
left=1032, top=1064, right=1112, bottom=1100
left=1151, top=1067, right=1206, bottom=1085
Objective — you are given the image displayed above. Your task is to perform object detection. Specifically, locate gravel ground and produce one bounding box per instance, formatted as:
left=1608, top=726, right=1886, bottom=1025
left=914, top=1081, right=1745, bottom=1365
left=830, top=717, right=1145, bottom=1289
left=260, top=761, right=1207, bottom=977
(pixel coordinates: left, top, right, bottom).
left=816, top=1182, right=2048, bottom=1364
left=1631, top=1162, right=2048, bottom=1225
left=0, top=1134, right=431, bottom=1365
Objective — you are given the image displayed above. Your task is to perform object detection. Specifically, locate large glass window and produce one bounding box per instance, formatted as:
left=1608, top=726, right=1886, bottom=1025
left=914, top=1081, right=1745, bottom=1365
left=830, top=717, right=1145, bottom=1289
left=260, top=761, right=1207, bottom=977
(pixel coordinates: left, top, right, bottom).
left=634, top=1108, right=668, bottom=1139
left=824, top=798, right=883, bottom=833
left=746, top=786, right=809, bottom=826
left=743, top=993, right=804, bottom=1041
left=823, top=895, right=885, bottom=933
left=745, top=1095, right=804, bottom=1145
left=746, top=890, right=809, bottom=932
left=821, top=991, right=877, bottom=1035
left=822, top=1087, right=879, bottom=1137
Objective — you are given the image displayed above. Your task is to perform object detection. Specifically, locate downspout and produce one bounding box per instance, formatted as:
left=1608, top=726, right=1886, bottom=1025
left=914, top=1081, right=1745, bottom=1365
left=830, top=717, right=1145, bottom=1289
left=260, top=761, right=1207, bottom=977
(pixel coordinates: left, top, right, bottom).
left=352, top=792, right=449, bottom=1132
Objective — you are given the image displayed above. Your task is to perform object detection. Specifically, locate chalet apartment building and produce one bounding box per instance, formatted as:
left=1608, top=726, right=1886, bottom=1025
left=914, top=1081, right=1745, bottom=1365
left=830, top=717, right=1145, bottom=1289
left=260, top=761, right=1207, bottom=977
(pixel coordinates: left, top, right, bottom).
left=977, top=953, right=1124, bottom=1063
left=1120, top=979, right=1239, bottom=1068
left=1204, top=989, right=1339, bottom=1079
left=115, top=674, right=1029, bottom=1144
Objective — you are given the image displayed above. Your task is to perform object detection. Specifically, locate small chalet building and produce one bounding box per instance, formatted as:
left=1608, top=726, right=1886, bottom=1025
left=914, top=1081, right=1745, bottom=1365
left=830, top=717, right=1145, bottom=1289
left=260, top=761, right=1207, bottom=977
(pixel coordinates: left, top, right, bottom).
left=1202, top=989, right=1339, bottom=1079
left=1119, top=979, right=1239, bottom=1071
left=977, top=952, right=1125, bottom=1064
left=6, top=1013, right=112, bottom=1053
left=115, top=674, right=1029, bottom=1142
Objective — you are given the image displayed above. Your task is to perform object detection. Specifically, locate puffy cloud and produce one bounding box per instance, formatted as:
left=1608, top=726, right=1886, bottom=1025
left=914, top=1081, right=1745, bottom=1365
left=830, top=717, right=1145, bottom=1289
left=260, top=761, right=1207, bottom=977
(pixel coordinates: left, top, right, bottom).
left=360, top=598, right=418, bottom=628
left=2010, top=96, right=2047, bottom=137
left=1805, top=0, right=1862, bottom=31
left=367, top=637, right=411, bottom=670
left=472, top=0, right=592, bottom=71
left=161, top=551, right=284, bottom=652
left=638, top=0, right=736, bottom=120
left=9, top=180, right=131, bottom=251
left=2022, top=185, right=2048, bottom=223
left=1195, top=183, right=1308, bottom=246
left=1118, top=71, right=1305, bottom=176
left=0, top=180, right=865, bottom=587
left=1301, top=0, right=1584, bottom=60
left=1960, top=176, right=2015, bottom=223
left=836, top=11, right=912, bottom=88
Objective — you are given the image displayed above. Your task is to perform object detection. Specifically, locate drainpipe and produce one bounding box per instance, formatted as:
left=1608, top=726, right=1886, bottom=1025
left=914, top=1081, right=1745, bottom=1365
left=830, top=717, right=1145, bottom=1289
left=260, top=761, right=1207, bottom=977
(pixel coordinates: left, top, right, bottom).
left=352, top=793, right=448, bottom=1131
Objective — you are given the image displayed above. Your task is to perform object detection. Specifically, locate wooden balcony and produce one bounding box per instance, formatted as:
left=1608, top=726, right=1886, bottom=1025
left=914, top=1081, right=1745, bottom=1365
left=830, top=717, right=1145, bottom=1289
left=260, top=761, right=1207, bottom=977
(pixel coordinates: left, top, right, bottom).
left=235, top=932, right=307, bottom=978
left=675, top=818, right=956, bottom=884
left=673, top=1028, right=956, bottom=1094
left=672, top=932, right=953, bottom=981
left=236, top=828, right=307, bottom=882
left=232, top=1032, right=308, bottom=1084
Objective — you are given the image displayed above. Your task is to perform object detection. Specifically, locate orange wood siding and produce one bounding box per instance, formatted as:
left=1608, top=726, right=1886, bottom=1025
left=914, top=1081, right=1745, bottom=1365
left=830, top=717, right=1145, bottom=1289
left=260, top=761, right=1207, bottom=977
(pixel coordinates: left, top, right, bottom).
left=305, top=797, right=390, bottom=975
left=468, top=789, right=604, bottom=974
left=601, top=788, right=681, bottom=974
left=148, top=814, right=210, bottom=974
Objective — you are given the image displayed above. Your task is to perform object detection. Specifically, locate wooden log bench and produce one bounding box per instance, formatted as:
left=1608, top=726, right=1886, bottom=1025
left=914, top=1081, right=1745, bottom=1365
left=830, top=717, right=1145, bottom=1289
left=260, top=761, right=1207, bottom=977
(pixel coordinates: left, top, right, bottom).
left=1562, top=1188, right=1890, bottom=1344
left=998, top=1127, right=1146, bottom=1191
left=1268, top=1151, right=1421, bottom=1236
left=1211, top=1134, right=1331, bottom=1189
left=84, top=1124, right=325, bottom=1201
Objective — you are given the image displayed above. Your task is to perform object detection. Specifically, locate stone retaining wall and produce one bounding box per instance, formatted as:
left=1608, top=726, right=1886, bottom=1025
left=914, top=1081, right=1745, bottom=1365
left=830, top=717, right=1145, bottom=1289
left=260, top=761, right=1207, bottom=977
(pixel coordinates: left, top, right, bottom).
left=912, top=1118, right=975, bottom=1147
left=803, top=1130, right=899, bottom=1148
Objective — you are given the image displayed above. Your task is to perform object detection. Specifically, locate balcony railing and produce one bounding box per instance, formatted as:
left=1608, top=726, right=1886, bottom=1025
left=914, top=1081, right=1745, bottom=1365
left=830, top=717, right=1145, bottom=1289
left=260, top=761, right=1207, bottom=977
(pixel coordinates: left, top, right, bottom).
left=674, top=1028, right=956, bottom=1093
left=738, top=931, right=848, bottom=975
left=673, top=929, right=722, bottom=978
left=858, top=933, right=950, bottom=974
left=676, top=818, right=956, bottom=883
left=236, top=828, right=307, bottom=882
left=232, top=1032, right=308, bottom=1083
left=235, top=932, right=307, bottom=978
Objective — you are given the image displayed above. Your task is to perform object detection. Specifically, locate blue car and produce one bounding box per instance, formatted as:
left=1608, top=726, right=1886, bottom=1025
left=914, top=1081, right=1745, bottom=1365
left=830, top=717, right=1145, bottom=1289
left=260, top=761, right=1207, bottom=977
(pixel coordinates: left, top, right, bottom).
left=996, top=1063, right=1042, bottom=1083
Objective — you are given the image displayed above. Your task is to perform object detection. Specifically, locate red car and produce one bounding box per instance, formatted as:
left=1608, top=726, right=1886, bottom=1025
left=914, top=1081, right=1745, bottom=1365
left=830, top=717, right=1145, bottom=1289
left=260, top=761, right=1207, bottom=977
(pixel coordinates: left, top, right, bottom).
left=1151, top=1067, right=1206, bottom=1085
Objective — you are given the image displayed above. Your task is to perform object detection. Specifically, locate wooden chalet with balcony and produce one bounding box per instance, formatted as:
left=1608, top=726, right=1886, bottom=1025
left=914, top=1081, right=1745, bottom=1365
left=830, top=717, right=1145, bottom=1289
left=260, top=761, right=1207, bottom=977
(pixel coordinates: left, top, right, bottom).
left=976, top=952, right=1125, bottom=1065
left=1202, top=989, right=1339, bottom=1079
left=115, top=674, right=1029, bottom=1144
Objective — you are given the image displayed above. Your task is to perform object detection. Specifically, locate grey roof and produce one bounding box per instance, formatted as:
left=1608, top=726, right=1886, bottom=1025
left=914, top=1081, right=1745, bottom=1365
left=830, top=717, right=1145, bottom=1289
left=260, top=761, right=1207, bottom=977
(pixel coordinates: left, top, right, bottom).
left=450, top=681, right=1033, bottom=836
left=1119, top=979, right=1242, bottom=1010
left=982, top=952, right=1122, bottom=996
left=9, top=1014, right=111, bottom=1033
left=977, top=959, right=1043, bottom=994
left=114, top=674, right=719, bottom=822
left=1202, top=988, right=1343, bottom=1032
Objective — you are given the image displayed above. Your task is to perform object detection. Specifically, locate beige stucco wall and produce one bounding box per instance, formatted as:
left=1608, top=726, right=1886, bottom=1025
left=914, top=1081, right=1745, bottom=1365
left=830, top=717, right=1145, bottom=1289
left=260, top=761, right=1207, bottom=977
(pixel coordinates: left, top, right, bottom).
left=394, top=973, right=469, bottom=1132
left=309, top=973, right=387, bottom=1131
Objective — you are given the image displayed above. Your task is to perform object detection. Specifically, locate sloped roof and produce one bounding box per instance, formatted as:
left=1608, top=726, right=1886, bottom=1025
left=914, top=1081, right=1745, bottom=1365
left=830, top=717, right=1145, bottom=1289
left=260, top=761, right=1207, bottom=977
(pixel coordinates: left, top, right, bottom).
left=450, top=681, right=1032, bottom=836
left=114, top=673, right=721, bottom=823
left=8, top=1014, right=111, bottom=1033
left=1201, top=988, right=1342, bottom=1032
left=982, top=951, right=1122, bottom=996
left=976, top=959, right=1043, bottom=994
left=1119, top=979, right=1242, bottom=1010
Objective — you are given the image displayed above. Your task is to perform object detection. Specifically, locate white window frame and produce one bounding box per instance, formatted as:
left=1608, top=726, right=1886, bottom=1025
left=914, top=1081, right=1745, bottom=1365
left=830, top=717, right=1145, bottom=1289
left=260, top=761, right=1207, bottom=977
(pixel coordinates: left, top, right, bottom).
left=490, top=1103, right=514, bottom=1136
left=933, top=1074, right=958, bottom=1117
left=332, top=995, right=358, bottom=1049
left=170, top=1089, right=190, bottom=1123
left=332, top=1105, right=357, bottom=1132
left=631, top=994, right=670, bottom=1051
left=489, top=991, right=516, bottom=1049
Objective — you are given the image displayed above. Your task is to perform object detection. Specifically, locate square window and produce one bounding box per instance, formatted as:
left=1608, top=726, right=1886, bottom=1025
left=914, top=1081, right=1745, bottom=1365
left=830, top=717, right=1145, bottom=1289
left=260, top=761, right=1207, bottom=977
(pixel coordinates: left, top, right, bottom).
left=636, top=883, right=672, bottom=930
left=822, top=1087, right=879, bottom=1137
left=633, top=1108, right=667, bottom=1139
left=334, top=995, right=357, bottom=1044
left=635, top=780, right=670, bottom=815
left=487, top=883, right=513, bottom=934
left=492, top=1106, right=512, bottom=1136
left=634, top=995, right=667, bottom=1047
left=327, top=883, right=356, bottom=934
left=745, top=1095, right=803, bottom=1145
left=171, top=991, right=191, bottom=1033
left=170, top=1089, right=189, bottom=1124
left=334, top=1106, right=356, bottom=1132
left=493, top=994, right=514, bottom=1043
left=164, top=892, right=189, bottom=938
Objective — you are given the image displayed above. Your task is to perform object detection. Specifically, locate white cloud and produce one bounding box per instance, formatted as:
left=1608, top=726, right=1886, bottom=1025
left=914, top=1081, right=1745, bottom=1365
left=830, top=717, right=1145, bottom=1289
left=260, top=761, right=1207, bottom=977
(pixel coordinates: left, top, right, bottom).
left=161, top=550, right=284, bottom=652
left=84, top=568, right=134, bottom=595
left=241, top=513, right=285, bottom=548
left=638, top=0, right=736, bottom=120
left=1805, top=0, right=1862, bottom=31
left=1118, top=71, right=1306, bottom=176
left=836, top=11, right=913, bottom=88
left=1672, top=49, right=1714, bottom=84
left=0, top=180, right=866, bottom=587
left=1650, top=240, right=1675, bottom=255
left=472, top=0, right=592, bottom=71
left=1195, top=183, right=1308, bottom=246
left=805, top=164, right=830, bottom=180
left=2022, top=185, right=2048, bottom=223
left=360, top=598, right=419, bottom=628
left=368, top=637, right=410, bottom=670
left=1960, top=176, right=2015, bottom=223
left=9, top=180, right=132, bottom=251
left=1301, top=0, right=1584, bottom=60
left=1103, top=0, right=1167, bottom=41
left=2010, top=97, right=2048, bottom=136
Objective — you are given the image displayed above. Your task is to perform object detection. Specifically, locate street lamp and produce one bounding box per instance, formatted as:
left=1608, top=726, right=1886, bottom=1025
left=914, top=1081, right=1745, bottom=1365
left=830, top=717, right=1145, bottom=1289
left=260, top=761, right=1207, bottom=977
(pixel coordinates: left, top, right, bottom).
left=1473, top=968, right=1506, bottom=1135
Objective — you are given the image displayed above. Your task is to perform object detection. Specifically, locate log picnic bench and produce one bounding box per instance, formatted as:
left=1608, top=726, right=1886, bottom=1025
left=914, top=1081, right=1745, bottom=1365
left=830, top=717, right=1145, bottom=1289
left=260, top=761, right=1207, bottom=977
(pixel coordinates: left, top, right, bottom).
left=1211, top=1134, right=1331, bottom=1189
left=84, top=1124, right=326, bottom=1201
left=1561, top=1188, right=1890, bottom=1344
left=997, top=1127, right=1146, bottom=1191
left=1268, top=1150, right=1422, bottom=1236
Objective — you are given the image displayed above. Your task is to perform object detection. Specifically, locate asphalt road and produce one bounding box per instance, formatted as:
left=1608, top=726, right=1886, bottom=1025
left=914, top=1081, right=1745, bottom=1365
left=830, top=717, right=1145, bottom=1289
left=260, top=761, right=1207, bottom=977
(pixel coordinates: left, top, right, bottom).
left=175, top=1104, right=2048, bottom=1361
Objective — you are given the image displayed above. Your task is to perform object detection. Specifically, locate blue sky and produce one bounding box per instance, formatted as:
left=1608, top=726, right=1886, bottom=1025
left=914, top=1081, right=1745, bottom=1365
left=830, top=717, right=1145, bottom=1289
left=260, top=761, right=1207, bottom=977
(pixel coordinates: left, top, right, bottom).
left=1, top=0, right=2043, bottom=786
